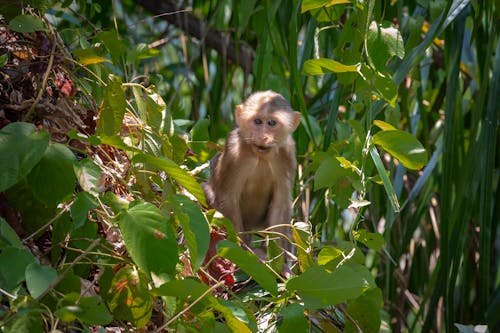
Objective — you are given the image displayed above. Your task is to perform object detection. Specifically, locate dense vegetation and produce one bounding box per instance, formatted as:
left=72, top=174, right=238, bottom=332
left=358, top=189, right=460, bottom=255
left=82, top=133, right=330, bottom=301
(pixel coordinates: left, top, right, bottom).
left=0, top=0, right=498, bottom=332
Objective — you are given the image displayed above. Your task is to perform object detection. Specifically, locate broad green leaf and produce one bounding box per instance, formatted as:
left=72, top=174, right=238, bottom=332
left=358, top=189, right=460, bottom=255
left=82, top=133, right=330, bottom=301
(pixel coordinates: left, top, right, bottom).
left=96, top=75, right=126, bottom=136
left=170, top=195, right=210, bottom=271
left=277, top=303, right=308, bottom=332
left=372, top=130, right=428, bottom=170
left=213, top=300, right=253, bottom=333
left=0, top=217, right=23, bottom=248
left=0, top=122, right=49, bottom=192
left=367, top=21, right=404, bottom=72
left=127, top=43, right=160, bottom=66
left=217, top=240, right=278, bottom=296
left=56, top=292, right=113, bottom=325
left=70, top=192, right=98, bottom=228
left=9, top=15, right=47, bottom=33
left=25, top=262, right=57, bottom=298
left=108, top=266, right=152, bottom=328
left=99, top=135, right=141, bottom=152
left=286, top=264, right=374, bottom=310
left=27, top=143, right=76, bottom=205
left=345, top=288, right=383, bottom=333
left=3, top=308, right=44, bottom=333
left=118, top=201, right=178, bottom=276
left=301, top=0, right=350, bottom=13
left=132, top=153, right=206, bottom=206
left=303, top=58, right=359, bottom=76
left=73, top=159, right=102, bottom=194
left=369, top=147, right=400, bottom=212
left=152, top=278, right=209, bottom=303
left=72, top=48, right=112, bottom=66
left=353, top=229, right=385, bottom=253
left=314, top=156, right=358, bottom=208
left=0, top=247, right=36, bottom=291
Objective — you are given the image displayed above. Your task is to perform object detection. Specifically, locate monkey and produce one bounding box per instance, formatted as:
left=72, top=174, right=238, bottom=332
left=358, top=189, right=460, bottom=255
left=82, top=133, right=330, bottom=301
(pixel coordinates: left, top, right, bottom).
left=202, top=90, right=301, bottom=251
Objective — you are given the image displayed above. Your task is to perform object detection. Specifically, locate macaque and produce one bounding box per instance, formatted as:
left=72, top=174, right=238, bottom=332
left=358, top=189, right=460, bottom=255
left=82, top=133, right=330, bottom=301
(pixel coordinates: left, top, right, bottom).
left=202, top=90, right=301, bottom=249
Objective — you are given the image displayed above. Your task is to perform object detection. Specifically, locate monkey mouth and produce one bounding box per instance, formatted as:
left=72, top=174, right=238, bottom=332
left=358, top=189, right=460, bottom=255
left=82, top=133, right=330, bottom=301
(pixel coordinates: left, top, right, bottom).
left=254, top=145, right=272, bottom=152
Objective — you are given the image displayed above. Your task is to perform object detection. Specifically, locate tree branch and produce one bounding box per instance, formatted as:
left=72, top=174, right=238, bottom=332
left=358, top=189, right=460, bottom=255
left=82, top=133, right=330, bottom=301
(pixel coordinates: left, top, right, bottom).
left=134, top=0, right=255, bottom=74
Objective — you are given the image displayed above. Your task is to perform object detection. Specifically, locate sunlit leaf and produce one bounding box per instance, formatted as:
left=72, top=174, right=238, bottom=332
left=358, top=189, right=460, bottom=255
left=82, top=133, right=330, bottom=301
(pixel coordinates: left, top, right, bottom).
left=372, top=130, right=428, bottom=170
left=72, top=48, right=112, bottom=66
left=303, top=58, right=359, bottom=76
left=73, top=159, right=102, bottom=194
left=301, top=0, right=351, bottom=13
left=108, top=266, right=152, bottom=328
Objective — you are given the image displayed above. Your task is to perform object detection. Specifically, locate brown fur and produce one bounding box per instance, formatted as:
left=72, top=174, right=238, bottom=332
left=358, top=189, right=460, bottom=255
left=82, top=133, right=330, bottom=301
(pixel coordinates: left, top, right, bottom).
left=202, top=91, right=301, bottom=247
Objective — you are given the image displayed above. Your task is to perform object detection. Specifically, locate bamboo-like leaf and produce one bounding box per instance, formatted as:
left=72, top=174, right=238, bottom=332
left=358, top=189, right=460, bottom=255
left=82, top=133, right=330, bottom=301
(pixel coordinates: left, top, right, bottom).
left=303, top=58, right=359, bottom=76
left=369, top=147, right=400, bottom=212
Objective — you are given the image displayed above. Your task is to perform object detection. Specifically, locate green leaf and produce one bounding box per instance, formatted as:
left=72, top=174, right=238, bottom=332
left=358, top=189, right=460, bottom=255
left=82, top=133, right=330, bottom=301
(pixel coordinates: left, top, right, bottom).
left=345, top=288, right=383, bottom=333
left=118, top=201, right=178, bottom=277
left=56, top=292, right=113, bottom=325
left=314, top=156, right=358, bottom=208
left=0, top=53, right=8, bottom=67
left=152, top=278, right=209, bottom=299
left=0, top=247, right=36, bottom=292
left=301, top=0, right=350, bottom=13
left=70, top=192, right=98, bottom=228
left=0, top=217, right=23, bottom=248
left=108, top=266, right=152, bottom=328
left=25, top=262, right=57, bottom=299
left=367, top=21, right=404, bottom=72
left=9, top=15, right=47, bottom=33
left=72, top=47, right=112, bottom=66
left=374, top=74, right=398, bottom=107
left=286, top=264, right=374, bottom=310
left=353, top=229, right=385, bottom=253
left=73, top=159, right=102, bottom=194
left=0, top=122, right=50, bottom=192
left=96, top=75, right=126, bottom=136
left=217, top=240, right=278, bottom=296
left=3, top=308, right=44, bottom=333
left=132, top=153, right=206, bottom=206
left=170, top=195, right=210, bottom=271
left=27, top=143, right=76, bottom=205
left=373, top=120, right=397, bottom=131
left=96, top=30, right=127, bottom=65
left=303, top=58, right=359, bottom=76
left=372, top=130, right=428, bottom=170
left=317, top=246, right=343, bottom=266
left=369, top=147, right=400, bottom=212
left=277, top=303, right=309, bottom=332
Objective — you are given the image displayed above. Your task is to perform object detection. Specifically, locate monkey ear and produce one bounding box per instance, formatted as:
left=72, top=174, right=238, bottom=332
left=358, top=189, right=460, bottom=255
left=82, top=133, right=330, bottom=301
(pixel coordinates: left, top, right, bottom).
left=292, top=111, right=302, bottom=130
left=235, top=104, right=244, bottom=127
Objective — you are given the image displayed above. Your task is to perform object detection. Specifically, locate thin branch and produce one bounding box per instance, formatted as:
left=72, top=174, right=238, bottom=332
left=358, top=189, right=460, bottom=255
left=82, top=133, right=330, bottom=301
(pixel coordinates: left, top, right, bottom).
left=134, top=0, right=255, bottom=74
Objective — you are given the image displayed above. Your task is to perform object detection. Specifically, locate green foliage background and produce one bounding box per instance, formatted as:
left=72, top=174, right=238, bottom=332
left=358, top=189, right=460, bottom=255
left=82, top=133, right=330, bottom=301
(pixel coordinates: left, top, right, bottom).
left=0, top=0, right=498, bottom=332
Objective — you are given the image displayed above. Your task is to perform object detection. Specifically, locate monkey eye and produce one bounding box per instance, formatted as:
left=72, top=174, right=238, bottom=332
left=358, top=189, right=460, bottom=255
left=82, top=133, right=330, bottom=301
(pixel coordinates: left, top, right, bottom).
left=267, top=119, right=277, bottom=127
left=254, top=118, right=263, bottom=125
